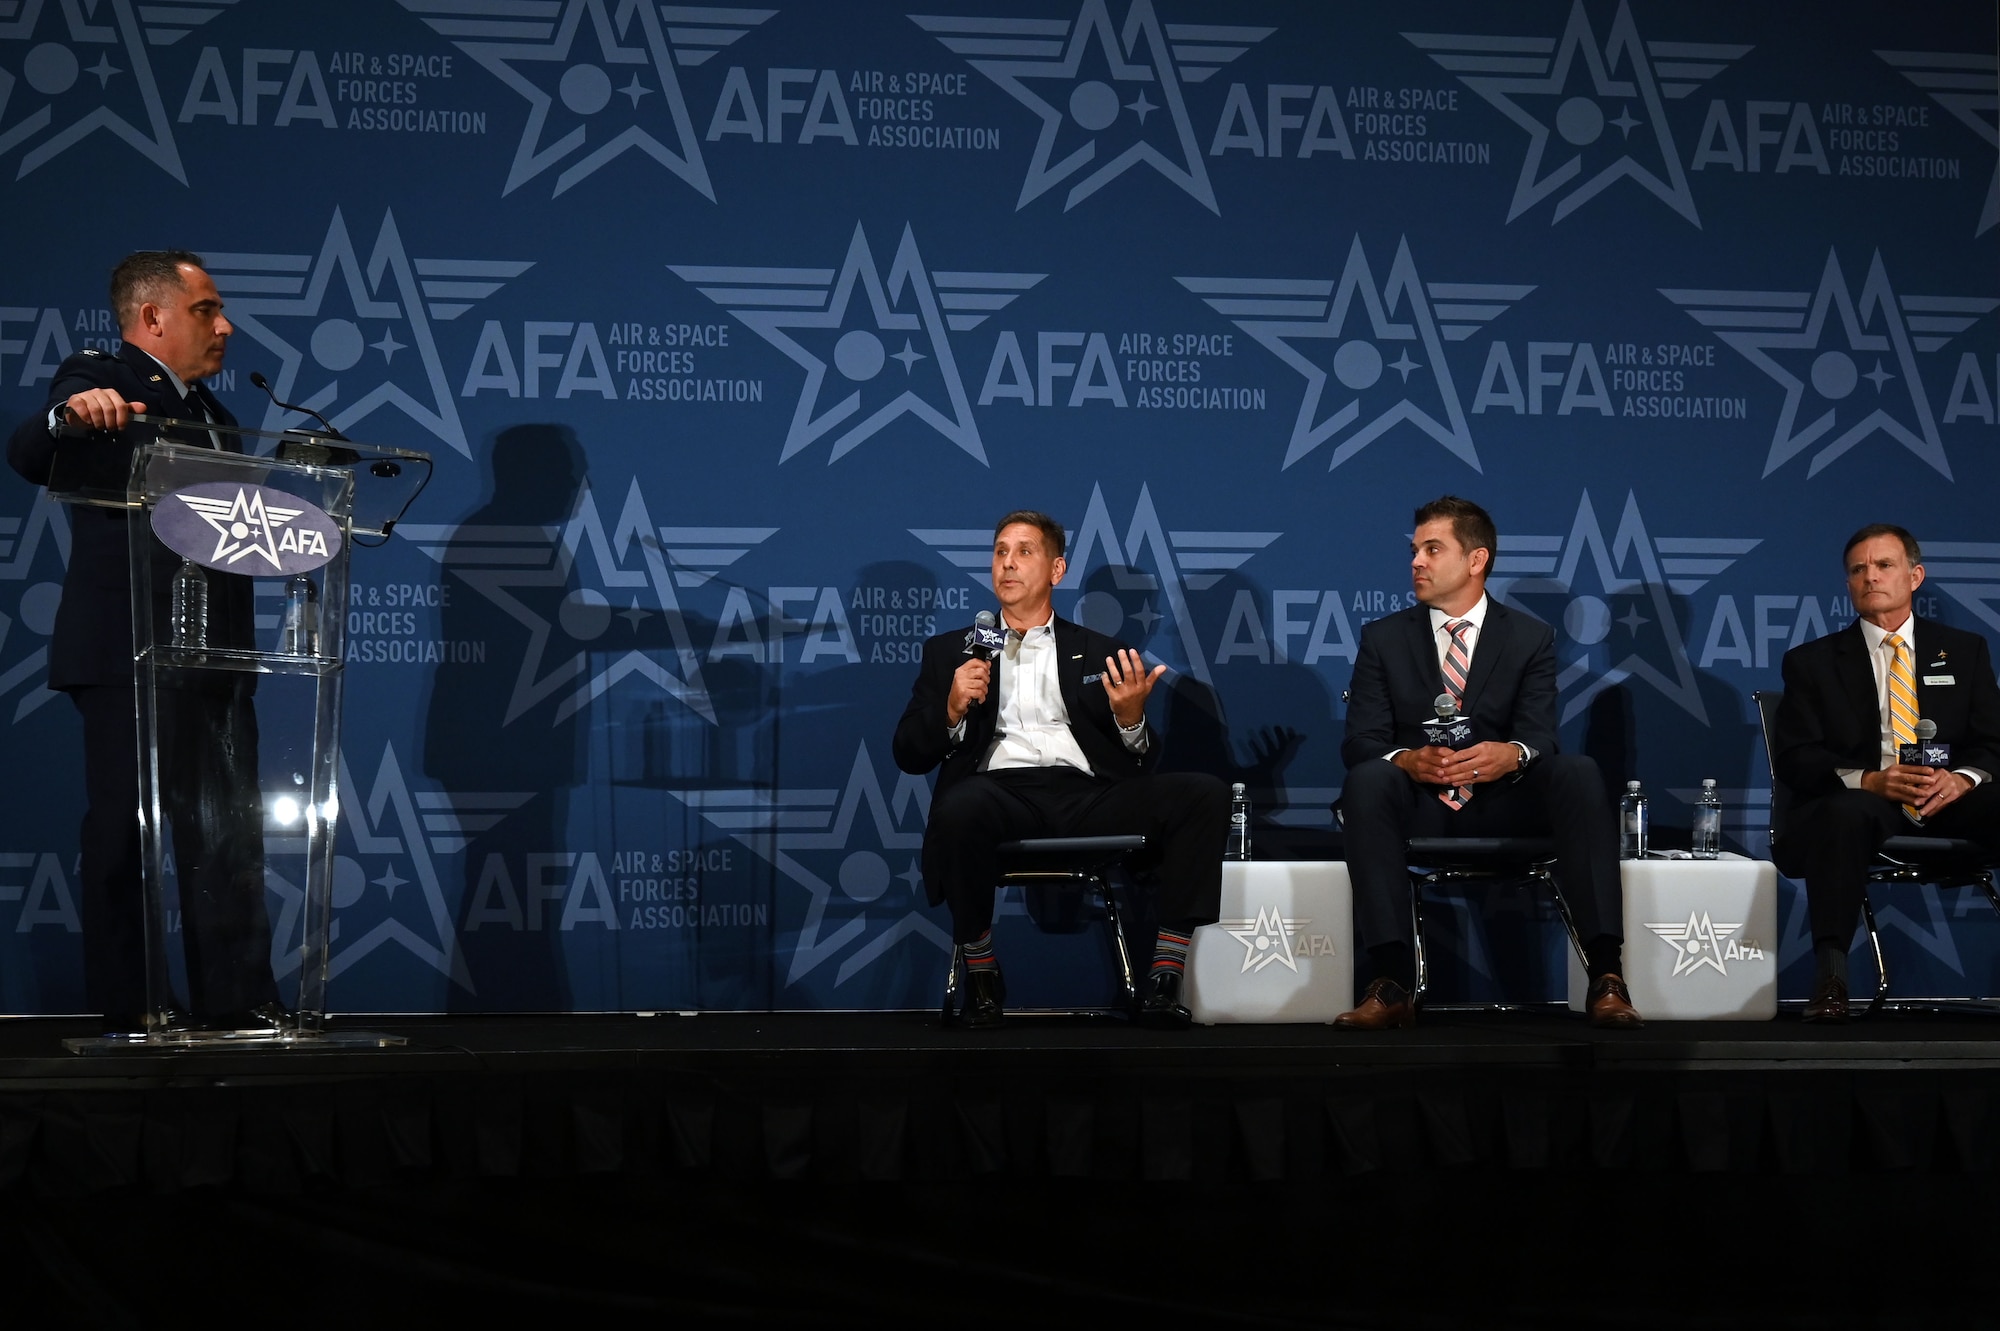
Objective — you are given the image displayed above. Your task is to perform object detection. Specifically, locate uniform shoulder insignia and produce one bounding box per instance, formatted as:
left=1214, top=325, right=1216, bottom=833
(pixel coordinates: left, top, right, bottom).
left=77, top=348, right=110, bottom=359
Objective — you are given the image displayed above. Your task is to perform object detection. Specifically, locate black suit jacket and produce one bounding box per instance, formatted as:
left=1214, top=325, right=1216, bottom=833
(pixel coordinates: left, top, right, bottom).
left=7, top=342, right=254, bottom=688
left=1341, top=598, right=1558, bottom=773
left=1773, top=617, right=2000, bottom=802
left=893, top=615, right=1156, bottom=818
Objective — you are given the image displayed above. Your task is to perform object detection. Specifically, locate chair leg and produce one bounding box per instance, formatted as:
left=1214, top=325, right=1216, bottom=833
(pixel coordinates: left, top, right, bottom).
left=1543, top=870, right=1590, bottom=977
left=1097, top=875, right=1139, bottom=1008
left=1410, top=872, right=1432, bottom=1008
left=941, top=944, right=962, bottom=1025
left=1861, top=892, right=1889, bottom=1018
left=1975, top=870, right=2000, bottom=926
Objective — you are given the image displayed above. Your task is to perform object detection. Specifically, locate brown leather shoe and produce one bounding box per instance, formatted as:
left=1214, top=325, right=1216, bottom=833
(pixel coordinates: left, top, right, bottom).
left=1586, top=973, right=1644, bottom=1028
left=1335, top=977, right=1415, bottom=1030
left=1802, top=973, right=1848, bottom=1024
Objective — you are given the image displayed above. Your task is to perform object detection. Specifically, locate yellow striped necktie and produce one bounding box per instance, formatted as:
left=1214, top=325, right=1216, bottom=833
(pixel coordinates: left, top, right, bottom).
left=1886, top=633, right=1919, bottom=820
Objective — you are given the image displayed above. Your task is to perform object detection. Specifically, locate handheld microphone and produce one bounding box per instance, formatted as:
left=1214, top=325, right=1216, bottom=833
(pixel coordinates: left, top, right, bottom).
left=964, top=609, right=1005, bottom=661
left=1424, top=692, right=1474, bottom=750
left=1901, top=717, right=1951, bottom=768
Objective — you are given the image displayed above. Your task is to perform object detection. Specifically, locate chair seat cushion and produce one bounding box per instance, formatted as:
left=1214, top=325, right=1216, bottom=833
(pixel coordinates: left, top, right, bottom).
left=1878, top=836, right=1997, bottom=863
left=1406, top=836, right=1558, bottom=863
left=997, top=835, right=1147, bottom=856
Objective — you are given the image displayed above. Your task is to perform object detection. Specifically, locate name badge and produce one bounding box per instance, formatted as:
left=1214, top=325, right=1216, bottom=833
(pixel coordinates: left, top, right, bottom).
left=1924, top=674, right=1955, bottom=686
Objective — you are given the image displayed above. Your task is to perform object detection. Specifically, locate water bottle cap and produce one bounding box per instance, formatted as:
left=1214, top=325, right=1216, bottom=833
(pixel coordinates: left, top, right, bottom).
left=1702, top=778, right=1716, bottom=788
left=1625, top=780, right=1641, bottom=791
left=1230, top=782, right=1245, bottom=795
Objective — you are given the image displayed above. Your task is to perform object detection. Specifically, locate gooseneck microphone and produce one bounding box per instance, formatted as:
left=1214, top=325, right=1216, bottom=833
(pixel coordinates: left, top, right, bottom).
left=250, top=371, right=348, bottom=441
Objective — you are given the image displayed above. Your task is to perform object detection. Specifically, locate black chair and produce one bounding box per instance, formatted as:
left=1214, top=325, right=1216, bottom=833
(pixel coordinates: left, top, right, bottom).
left=1405, top=837, right=1586, bottom=1009
left=1752, top=690, right=2000, bottom=1015
left=939, top=835, right=1145, bottom=1023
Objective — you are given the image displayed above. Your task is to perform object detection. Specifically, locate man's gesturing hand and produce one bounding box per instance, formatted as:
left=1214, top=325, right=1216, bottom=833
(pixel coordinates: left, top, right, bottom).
left=947, top=657, right=990, bottom=726
left=1102, top=648, right=1166, bottom=728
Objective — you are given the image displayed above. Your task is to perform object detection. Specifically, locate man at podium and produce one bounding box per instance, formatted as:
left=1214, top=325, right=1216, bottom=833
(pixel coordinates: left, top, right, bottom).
left=7, top=250, right=280, bottom=1035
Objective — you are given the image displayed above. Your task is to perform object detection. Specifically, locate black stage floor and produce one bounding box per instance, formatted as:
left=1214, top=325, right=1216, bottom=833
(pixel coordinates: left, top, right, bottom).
left=3, top=1012, right=1998, bottom=1328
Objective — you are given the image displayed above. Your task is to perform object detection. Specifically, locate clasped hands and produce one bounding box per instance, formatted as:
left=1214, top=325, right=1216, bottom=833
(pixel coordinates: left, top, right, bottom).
left=1394, top=740, right=1521, bottom=788
left=946, top=648, right=1166, bottom=727
left=1862, top=763, right=1971, bottom=817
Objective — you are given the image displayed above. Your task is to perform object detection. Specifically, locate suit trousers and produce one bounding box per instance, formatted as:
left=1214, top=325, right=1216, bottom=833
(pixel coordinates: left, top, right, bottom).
left=923, top=766, right=1228, bottom=944
left=1787, top=783, right=2000, bottom=947
left=71, top=680, right=279, bottom=1024
left=1341, top=753, right=1624, bottom=966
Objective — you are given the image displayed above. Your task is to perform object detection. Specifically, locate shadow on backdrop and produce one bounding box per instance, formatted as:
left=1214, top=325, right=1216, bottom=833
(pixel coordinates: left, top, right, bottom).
left=422, top=424, right=585, bottom=1012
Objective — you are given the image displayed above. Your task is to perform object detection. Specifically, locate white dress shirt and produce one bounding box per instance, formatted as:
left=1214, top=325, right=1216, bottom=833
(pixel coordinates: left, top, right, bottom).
left=1842, top=613, right=1986, bottom=788
left=946, top=611, right=1147, bottom=772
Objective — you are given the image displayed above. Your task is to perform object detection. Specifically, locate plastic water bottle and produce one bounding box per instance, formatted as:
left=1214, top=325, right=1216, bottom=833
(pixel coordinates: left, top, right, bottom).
left=170, top=559, right=208, bottom=651
left=280, top=575, right=318, bottom=656
left=1692, top=778, right=1722, bottom=859
left=1619, top=780, right=1649, bottom=859
left=1228, top=782, right=1252, bottom=861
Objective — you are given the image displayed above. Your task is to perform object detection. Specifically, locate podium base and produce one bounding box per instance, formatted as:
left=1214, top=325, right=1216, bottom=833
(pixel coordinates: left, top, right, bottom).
left=63, top=1028, right=409, bottom=1054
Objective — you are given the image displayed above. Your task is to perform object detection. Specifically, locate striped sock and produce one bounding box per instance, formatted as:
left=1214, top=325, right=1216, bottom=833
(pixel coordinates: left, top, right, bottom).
left=1151, top=927, right=1193, bottom=976
left=962, top=929, right=998, bottom=972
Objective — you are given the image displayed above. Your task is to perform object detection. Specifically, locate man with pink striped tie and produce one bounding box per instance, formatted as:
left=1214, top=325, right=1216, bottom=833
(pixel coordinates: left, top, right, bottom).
left=1334, top=497, right=1640, bottom=1030
left=1772, top=525, right=2000, bottom=1023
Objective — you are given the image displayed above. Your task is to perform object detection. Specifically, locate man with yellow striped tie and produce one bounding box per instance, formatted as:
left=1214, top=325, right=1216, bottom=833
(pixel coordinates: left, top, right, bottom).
left=1773, top=525, right=2000, bottom=1023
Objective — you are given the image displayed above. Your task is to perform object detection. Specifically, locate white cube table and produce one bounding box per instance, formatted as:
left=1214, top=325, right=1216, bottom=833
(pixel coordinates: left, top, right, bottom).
left=1566, top=854, right=1779, bottom=1020
left=1187, top=861, right=1353, bottom=1024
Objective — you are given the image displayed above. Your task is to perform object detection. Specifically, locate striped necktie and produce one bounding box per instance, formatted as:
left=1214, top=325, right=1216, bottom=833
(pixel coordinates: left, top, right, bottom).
left=1439, top=618, right=1473, bottom=809
left=1886, top=633, right=1920, bottom=821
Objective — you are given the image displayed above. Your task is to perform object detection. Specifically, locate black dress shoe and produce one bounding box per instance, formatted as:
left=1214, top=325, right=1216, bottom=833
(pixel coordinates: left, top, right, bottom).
left=1137, top=968, right=1192, bottom=1029
left=960, top=968, right=1005, bottom=1028
left=1803, top=973, right=1848, bottom=1024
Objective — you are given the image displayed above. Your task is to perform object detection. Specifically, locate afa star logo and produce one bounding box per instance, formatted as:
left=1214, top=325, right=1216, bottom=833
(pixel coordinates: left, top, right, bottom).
left=174, top=487, right=306, bottom=571
left=1179, top=236, right=1533, bottom=472
left=1878, top=49, right=1998, bottom=237
left=1662, top=248, right=1998, bottom=481
left=1645, top=910, right=1741, bottom=978
left=1489, top=490, right=1759, bottom=726
left=909, top=481, right=1278, bottom=688
left=402, top=0, right=773, bottom=198
left=205, top=208, right=533, bottom=460
left=0, top=0, right=233, bottom=183
left=0, top=490, right=67, bottom=724
left=1222, top=907, right=1306, bottom=975
left=666, top=742, right=946, bottom=993
left=267, top=742, right=532, bottom=993
left=912, top=0, right=1271, bottom=213
left=1405, top=0, right=1748, bottom=226
left=1920, top=540, right=2000, bottom=637
left=671, top=222, right=1044, bottom=465
left=401, top=477, right=775, bottom=725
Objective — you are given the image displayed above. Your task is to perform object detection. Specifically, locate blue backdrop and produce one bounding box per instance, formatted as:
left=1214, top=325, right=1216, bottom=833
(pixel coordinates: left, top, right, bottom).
left=2, top=0, right=1995, bottom=1013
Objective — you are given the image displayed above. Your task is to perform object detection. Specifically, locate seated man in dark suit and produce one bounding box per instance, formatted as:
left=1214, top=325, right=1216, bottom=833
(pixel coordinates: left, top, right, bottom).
left=1772, top=523, right=2000, bottom=1023
left=893, top=510, right=1228, bottom=1028
left=1336, top=496, right=1641, bottom=1029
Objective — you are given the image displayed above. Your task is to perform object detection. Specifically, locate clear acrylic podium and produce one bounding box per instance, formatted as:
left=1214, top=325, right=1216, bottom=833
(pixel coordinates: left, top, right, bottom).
left=48, top=420, right=429, bottom=1050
